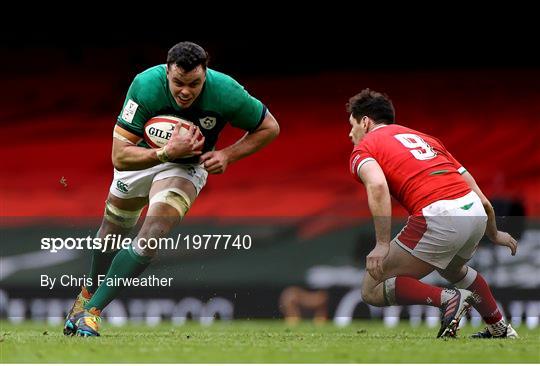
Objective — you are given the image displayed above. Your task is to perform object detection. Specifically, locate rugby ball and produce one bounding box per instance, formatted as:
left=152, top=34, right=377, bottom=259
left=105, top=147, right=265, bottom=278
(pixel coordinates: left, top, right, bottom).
left=143, top=115, right=198, bottom=149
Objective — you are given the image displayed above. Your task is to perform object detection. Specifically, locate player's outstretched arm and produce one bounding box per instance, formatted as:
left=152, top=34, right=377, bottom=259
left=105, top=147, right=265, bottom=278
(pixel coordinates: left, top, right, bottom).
left=461, top=171, right=517, bottom=255
left=358, top=160, right=392, bottom=280
left=112, top=124, right=204, bottom=171
left=200, top=112, right=280, bottom=174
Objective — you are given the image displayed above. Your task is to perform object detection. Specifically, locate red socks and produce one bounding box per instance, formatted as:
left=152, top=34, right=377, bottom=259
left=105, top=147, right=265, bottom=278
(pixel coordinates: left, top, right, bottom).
left=387, top=268, right=504, bottom=326
left=394, top=276, right=443, bottom=307
left=467, top=273, right=503, bottom=324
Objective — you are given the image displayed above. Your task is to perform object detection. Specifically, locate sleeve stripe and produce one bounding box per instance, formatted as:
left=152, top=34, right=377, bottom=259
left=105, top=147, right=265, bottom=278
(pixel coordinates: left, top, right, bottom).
left=247, top=105, right=268, bottom=133
left=116, top=120, right=144, bottom=137
left=113, top=130, right=137, bottom=144
left=356, top=158, right=376, bottom=177
left=458, top=166, right=467, bottom=174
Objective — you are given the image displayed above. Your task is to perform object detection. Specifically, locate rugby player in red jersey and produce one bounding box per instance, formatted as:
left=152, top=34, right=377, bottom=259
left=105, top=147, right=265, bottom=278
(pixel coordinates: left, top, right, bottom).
left=348, top=89, right=518, bottom=338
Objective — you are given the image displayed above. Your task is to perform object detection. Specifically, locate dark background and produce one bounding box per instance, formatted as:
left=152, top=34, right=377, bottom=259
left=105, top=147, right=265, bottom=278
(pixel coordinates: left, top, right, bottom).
left=2, top=26, right=539, bottom=217
left=2, top=22, right=539, bottom=74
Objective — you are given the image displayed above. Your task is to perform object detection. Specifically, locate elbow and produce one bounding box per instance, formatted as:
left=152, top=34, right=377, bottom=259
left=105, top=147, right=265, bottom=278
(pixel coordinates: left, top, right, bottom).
left=261, top=113, right=280, bottom=140
left=366, top=182, right=389, bottom=201
left=272, top=121, right=280, bottom=138
left=367, top=182, right=387, bottom=194
left=112, top=160, right=127, bottom=171
left=114, top=163, right=129, bottom=171
left=267, top=119, right=280, bottom=141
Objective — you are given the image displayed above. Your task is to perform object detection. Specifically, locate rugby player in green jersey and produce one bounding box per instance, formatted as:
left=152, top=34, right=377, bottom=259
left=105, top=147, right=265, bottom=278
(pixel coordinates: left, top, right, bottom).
left=64, top=42, right=280, bottom=336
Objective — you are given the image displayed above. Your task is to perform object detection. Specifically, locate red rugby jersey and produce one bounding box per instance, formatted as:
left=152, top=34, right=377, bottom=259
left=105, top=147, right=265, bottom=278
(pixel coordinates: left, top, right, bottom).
left=350, top=124, right=471, bottom=214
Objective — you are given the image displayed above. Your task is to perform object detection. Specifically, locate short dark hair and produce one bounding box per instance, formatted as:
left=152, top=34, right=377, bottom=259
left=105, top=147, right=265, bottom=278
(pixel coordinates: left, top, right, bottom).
left=167, top=41, right=209, bottom=71
left=346, top=89, right=395, bottom=124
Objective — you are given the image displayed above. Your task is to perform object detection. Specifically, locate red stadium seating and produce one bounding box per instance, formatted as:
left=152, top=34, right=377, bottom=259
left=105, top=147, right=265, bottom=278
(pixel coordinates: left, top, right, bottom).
left=1, top=69, right=539, bottom=219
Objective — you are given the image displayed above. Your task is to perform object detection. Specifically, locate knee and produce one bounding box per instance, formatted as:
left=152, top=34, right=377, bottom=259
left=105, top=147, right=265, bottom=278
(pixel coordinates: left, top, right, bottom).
left=361, top=287, right=373, bottom=306
left=361, top=281, right=379, bottom=306
left=149, top=188, right=192, bottom=218
left=452, top=266, right=478, bottom=289
left=102, top=201, right=143, bottom=231
left=441, top=271, right=462, bottom=284
left=362, top=275, right=395, bottom=307
left=439, top=266, right=469, bottom=284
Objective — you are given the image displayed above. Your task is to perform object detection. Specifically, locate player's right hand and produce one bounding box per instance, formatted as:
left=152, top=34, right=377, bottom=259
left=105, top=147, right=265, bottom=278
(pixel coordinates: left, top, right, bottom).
left=490, top=230, right=518, bottom=256
left=366, top=243, right=389, bottom=281
left=166, top=123, right=205, bottom=159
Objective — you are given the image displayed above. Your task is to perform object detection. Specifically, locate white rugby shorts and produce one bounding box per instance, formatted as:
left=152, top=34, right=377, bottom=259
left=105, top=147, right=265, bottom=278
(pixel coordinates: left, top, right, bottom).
left=110, top=163, right=208, bottom=199
left=393, top=191, right=488, bottom=269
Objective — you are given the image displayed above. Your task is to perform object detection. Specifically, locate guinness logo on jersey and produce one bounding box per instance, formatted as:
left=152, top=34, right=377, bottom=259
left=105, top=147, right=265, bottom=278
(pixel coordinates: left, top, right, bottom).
left=199, top=116, right=217, bottom=130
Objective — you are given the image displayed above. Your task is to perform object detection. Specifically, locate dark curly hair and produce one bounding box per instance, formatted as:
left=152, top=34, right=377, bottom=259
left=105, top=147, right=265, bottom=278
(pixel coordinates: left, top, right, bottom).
left=346, top=88, right=395, bottom=124
left=167, top=41, right=209, bottom=71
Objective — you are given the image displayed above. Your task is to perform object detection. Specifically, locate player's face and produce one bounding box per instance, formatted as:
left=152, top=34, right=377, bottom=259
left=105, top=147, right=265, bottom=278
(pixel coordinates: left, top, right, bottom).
left=349, top=115, right=367, bottom=145
left=167, top=64, right=206, bottom=108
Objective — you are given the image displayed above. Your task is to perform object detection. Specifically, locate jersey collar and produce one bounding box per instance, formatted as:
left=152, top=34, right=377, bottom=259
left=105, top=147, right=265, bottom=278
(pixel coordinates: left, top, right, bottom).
left=371, top=124, right=388, bottom=132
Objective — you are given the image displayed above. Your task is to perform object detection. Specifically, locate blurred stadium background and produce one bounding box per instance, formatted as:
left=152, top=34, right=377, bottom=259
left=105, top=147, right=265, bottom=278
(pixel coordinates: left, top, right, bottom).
left=1, top=32, right=539, bottom=330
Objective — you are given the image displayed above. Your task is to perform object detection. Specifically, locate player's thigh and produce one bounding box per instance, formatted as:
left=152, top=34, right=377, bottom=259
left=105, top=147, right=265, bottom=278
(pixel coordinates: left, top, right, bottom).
left=361, top=241, right=435, bottom=291
left=143, top=161, right=207, bottom=215
left=107, top=192, right=148, bottom=211
left=360, top=243, right=434, bottom=306
left=150, top=177, right=197, bottom=202
left=145, top=163, right=208, bottom=218
left=151, top=163, right=207, bottom=202
left=381, top=241, right=436, bottom=280
left=110, top=165, right=156, bottom=201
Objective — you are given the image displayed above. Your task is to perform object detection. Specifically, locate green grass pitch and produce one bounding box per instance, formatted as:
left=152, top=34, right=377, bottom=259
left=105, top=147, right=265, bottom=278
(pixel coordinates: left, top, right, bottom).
left=1, top=320, right=539, bottom=363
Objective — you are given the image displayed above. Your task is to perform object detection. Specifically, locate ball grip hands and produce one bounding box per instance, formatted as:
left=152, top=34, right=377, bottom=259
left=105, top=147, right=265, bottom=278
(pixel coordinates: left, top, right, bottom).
left=163, top=123, right=205, bottom=160
left=155, top=122, right=229, bottom=173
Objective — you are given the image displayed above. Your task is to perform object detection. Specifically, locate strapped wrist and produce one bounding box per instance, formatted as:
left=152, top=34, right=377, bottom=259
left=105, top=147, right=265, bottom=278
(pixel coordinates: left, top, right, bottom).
left=156, top=146, right=170, bottom=163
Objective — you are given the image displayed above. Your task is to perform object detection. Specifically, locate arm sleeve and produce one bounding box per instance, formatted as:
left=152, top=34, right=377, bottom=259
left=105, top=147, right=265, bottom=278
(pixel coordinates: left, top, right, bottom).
left=350, top=143, right=376, bottom=183
left=116, top=76, right=152, bottom=137
left=224, top=80, right=266, bottom=132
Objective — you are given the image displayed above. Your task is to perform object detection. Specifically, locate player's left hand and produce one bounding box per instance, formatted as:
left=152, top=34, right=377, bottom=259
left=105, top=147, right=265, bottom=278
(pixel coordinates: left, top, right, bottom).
left=200, top=150, right=229, bottom=174
left=366, top=243, right=390, bottom=281
left=490, top=230, right=518, bottom=256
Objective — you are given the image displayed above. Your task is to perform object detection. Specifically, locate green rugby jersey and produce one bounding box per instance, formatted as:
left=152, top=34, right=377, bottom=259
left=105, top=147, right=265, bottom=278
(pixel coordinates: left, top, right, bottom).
left=116, top=65, right=266, bottom=163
